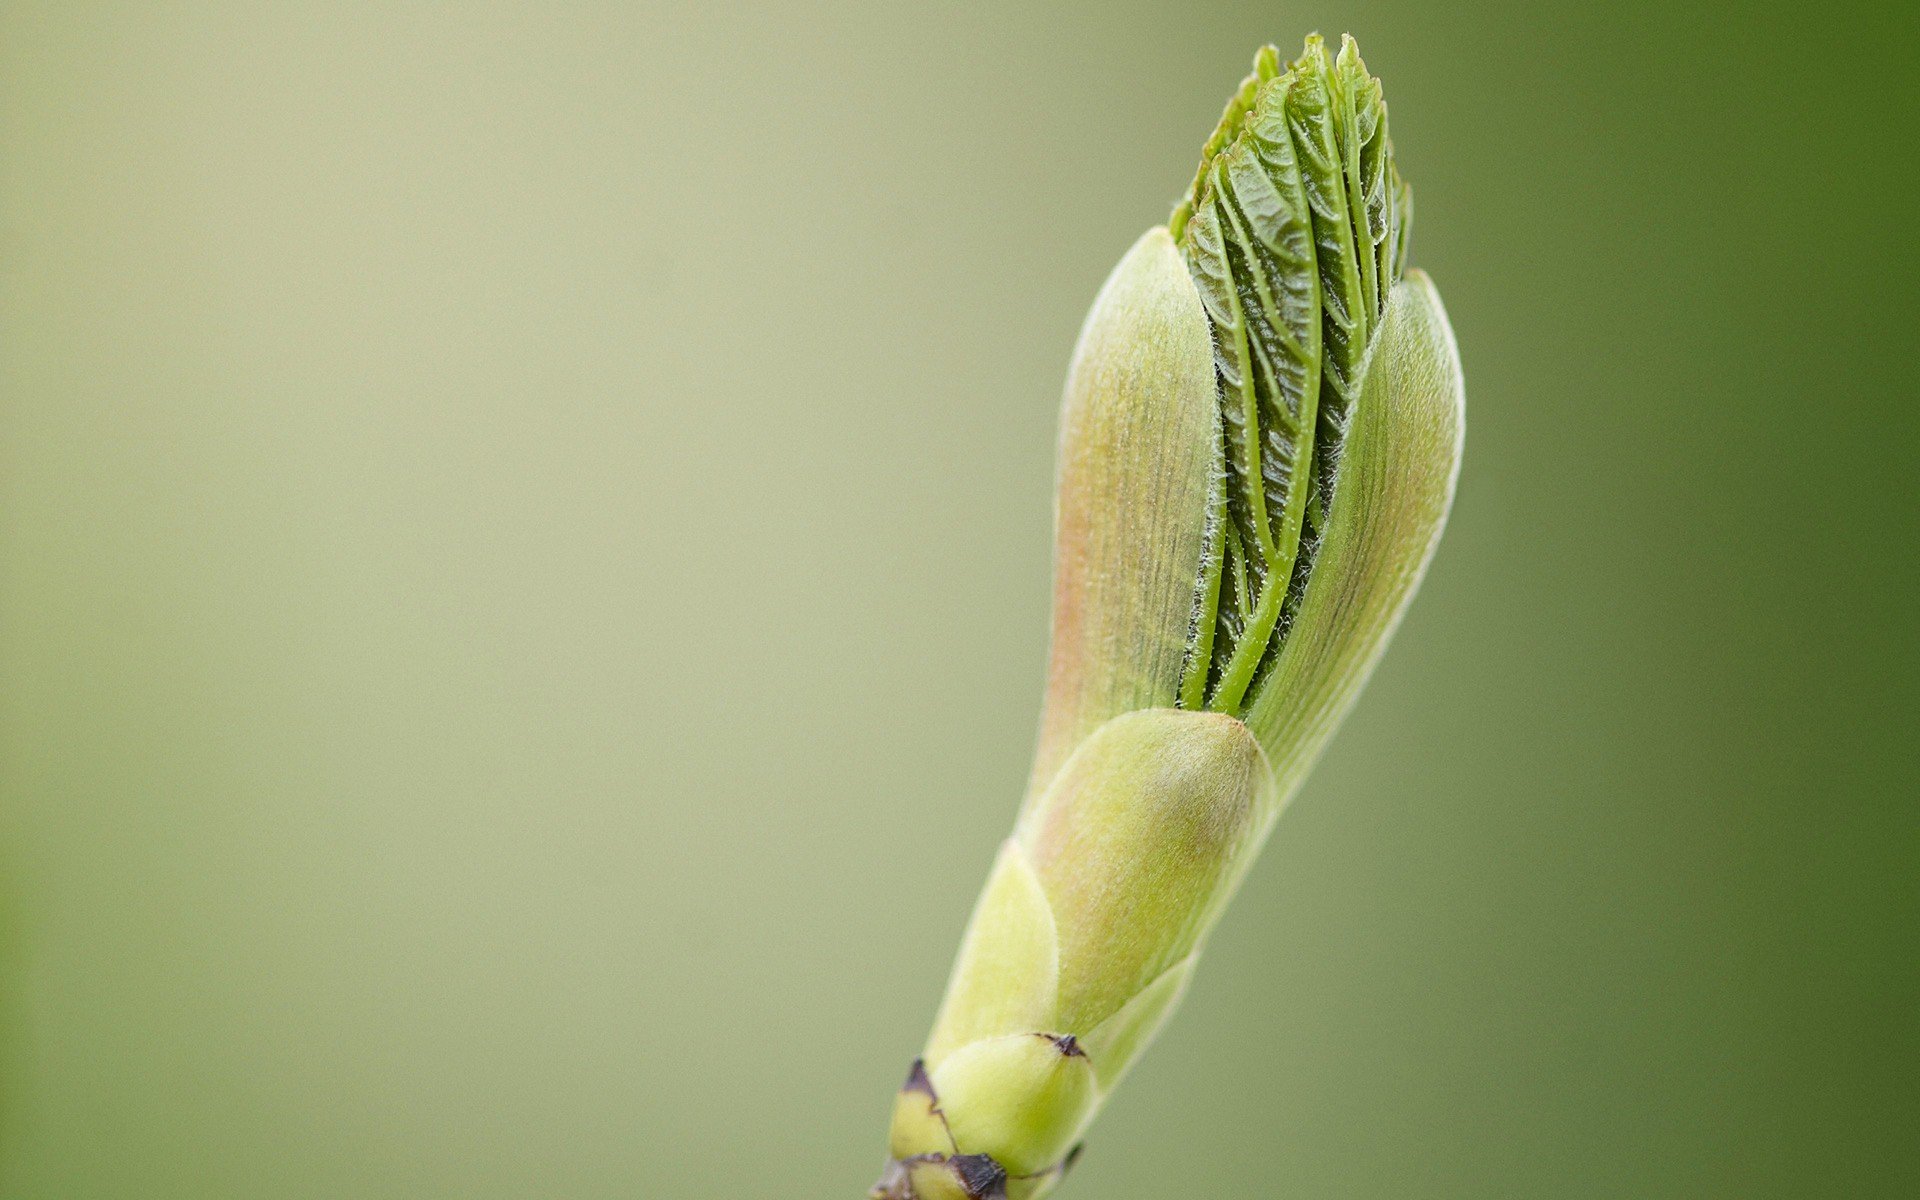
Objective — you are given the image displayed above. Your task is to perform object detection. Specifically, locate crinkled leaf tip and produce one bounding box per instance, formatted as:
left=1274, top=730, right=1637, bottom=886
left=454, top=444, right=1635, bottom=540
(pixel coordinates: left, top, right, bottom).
left=1171, top=33, right=1414, bottom=726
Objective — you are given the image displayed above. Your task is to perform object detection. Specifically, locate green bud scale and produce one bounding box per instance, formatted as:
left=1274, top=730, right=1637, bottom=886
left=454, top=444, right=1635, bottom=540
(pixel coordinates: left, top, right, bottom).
left=872, top=34, right=1464, bottom=1199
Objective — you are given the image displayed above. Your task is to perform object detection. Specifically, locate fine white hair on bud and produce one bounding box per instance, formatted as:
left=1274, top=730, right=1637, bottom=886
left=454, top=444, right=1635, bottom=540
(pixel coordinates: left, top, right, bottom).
left=874, top=33, right=1463, bottom=1200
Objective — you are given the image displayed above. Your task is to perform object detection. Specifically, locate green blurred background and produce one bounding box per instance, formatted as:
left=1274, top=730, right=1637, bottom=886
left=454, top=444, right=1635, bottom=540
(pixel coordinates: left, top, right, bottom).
left=2, top=2, right=1913, bottom=1197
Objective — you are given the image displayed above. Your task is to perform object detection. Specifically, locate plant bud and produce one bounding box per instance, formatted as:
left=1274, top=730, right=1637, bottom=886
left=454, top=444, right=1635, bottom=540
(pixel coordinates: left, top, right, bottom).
left=873, top=34, right=1463, bottom=1197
